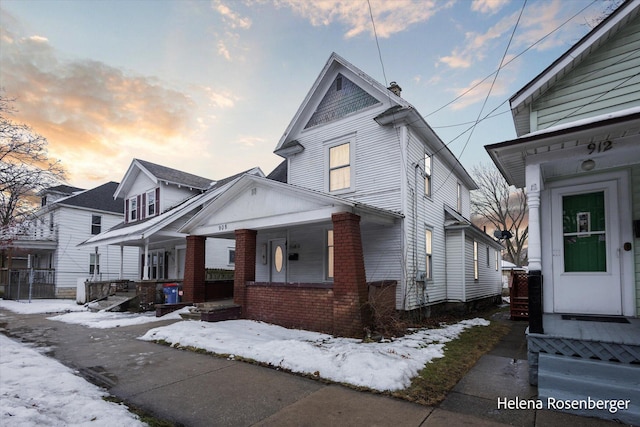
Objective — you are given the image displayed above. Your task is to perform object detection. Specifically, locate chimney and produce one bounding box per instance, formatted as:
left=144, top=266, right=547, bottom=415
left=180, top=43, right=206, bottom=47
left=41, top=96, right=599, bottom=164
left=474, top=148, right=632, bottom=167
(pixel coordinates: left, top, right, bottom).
left=388, top=81, right=402, bottom=97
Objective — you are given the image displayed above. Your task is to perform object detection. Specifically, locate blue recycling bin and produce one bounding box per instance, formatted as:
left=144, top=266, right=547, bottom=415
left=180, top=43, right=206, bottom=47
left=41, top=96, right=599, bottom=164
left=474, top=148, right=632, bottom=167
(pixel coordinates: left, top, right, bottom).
left=163, top=283, right=179, bottom=304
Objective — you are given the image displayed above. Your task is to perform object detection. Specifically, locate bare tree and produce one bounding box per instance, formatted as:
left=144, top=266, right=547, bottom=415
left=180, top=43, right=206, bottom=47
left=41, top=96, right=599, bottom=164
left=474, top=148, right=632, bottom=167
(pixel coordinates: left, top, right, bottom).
left=471, top=163, right=528, bottom=267
left=0, top=94, right=66, bottom=229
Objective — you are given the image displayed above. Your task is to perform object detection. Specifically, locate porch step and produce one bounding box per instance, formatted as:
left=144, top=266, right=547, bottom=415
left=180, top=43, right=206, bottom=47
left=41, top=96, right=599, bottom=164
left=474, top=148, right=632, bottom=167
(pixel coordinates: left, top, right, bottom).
left=181, top=300, right=241, bottom=322
left=538, top=353, right=640, bottom=425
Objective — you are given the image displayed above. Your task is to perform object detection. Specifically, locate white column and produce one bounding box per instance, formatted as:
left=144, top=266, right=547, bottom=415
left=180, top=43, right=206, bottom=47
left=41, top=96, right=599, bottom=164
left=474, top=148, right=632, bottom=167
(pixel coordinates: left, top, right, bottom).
left=143, top=240, right=150, bottom=280
left=525, top=163, right=542, bottom=272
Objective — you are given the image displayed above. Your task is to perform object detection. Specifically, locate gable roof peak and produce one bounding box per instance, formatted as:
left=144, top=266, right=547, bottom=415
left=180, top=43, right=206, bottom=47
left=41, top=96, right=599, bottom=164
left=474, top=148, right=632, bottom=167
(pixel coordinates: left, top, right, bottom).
left=275, top=52, right=410, bottom=153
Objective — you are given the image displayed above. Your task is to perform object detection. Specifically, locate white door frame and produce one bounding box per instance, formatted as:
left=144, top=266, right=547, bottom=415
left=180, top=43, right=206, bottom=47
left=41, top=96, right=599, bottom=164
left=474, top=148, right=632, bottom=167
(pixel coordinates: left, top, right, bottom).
left=547, top=170, right=634, bottom=316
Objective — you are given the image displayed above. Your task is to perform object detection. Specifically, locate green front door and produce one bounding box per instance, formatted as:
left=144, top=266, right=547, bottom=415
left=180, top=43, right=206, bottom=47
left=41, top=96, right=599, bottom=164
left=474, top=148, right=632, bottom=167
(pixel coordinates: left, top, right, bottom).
left=562, top=191, right=606, bottom=272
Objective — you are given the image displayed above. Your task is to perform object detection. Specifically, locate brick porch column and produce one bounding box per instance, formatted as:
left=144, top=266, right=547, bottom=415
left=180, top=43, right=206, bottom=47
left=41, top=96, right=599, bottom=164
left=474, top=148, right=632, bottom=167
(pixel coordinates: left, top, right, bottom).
left=332, top=212, right=371, bottom=338
left=234, top=229, right=257, bottom=316
left=183, top=235, right=206, bottom=303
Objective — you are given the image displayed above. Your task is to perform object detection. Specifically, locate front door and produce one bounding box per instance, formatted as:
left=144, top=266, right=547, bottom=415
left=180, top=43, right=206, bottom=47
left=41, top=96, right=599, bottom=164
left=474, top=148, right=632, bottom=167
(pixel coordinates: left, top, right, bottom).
left=270, top=239, right=286, bottom=283
left=551, top=180, right=622, bottom=315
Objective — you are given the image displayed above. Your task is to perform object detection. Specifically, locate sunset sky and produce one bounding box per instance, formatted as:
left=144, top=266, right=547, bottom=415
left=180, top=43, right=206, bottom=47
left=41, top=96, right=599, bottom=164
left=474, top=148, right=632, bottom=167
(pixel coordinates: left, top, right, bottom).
left=0, top=0, right=617, bottom=189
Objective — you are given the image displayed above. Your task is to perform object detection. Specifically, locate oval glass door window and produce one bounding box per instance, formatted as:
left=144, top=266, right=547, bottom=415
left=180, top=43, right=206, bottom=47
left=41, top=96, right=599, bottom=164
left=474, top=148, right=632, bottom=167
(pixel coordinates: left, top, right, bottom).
left=274, top=245, right=284, bottom=272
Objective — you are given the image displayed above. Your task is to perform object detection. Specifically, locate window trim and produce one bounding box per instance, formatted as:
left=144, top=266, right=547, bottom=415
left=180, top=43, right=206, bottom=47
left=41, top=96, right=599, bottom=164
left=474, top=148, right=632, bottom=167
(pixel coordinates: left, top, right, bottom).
left=325, top=136, right=355, bottom=194
left=457, top=182, right=462, bottom=213
left=424, top=152, right=432, bottom=197
left=146, top=189, right=156, bottom=217
left=129, top=196, right=138, bottom=222
left=228, top=248, right=236, bottom=265
left=425, top=227, right=433, bottom=280
left=89, top=253, right=100, bottom=275
left=473, top=240, right=479, bottom=281
left=326, top=229, right=334, bottom=280
left=91, top=214, right=102, bottom=235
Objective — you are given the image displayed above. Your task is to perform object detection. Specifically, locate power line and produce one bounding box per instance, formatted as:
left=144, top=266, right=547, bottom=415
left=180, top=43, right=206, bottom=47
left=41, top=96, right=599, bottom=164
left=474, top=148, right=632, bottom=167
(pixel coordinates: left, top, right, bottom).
left=426, top=0, right=598, bottom=118
left=432, top=0, right=527, bottom=197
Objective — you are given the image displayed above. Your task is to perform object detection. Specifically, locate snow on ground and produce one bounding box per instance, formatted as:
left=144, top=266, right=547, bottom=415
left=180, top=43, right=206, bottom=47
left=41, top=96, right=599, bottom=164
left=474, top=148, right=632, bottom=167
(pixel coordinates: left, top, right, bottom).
left=1, top=299, right=491, bottom=408
left=0, top=334, right=146, bottom=427
left=0, top=298, right=88, bottom=314
left=48, top=307, right=191, bottom=329
left=140, top=318, right=490, bottom=392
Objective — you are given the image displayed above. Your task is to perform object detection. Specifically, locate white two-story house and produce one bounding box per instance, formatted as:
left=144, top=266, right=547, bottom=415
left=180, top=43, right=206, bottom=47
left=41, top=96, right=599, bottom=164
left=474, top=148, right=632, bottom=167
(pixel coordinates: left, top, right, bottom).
left=81, top=159, right=264, bottom=297
left=1, top=182, right=139, bottom=299
left=179, top=53, right=502, bottom=337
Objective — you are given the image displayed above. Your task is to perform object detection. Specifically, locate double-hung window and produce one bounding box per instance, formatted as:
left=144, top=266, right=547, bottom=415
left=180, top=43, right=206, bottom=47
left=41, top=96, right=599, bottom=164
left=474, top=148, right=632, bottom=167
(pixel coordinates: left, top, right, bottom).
left=457, top=183, right=462, bottom=212
left=424, top=153, right=432, bottom=197
left=147, top=190, right=156, bottom=217
left=329, top=142, right=351, bottom=192
left=129, top=197, right=138, bottom=221
left=473, top=241, right=479, bottom=280
left=425, top=228, right=433, bottom=280
left=91, top=215, right=101, bottom=235
left=326, top=229, right=334, bottom=279
left=89, top=253, right=100, bottom=275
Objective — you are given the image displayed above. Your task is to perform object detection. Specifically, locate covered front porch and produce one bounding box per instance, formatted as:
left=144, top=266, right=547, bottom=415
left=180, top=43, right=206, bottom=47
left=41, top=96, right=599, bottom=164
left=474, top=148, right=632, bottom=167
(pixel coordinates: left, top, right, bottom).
left=179, top=174, right=402, bottom=337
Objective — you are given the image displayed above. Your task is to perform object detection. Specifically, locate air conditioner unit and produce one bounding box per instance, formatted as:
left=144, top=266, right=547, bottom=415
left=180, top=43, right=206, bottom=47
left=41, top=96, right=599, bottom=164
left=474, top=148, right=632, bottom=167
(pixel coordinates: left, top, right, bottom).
left=415, top=270, right=427, bottom=282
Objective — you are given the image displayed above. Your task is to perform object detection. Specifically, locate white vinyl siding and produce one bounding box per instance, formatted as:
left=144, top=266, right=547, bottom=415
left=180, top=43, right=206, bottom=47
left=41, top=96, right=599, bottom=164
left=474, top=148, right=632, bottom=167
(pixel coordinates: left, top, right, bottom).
left=533, top=15, right=640, bottom=131
left=288, top=106, right=402, bottom=212
left=53, top=206, right=139, bottom=289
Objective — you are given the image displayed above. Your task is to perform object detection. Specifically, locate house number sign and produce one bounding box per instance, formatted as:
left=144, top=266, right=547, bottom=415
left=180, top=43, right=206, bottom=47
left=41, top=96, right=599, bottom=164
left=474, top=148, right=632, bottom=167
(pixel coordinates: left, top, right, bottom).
left=218, top=224, right=228, bottom=231
left=587, top=140, right=612, bottom=154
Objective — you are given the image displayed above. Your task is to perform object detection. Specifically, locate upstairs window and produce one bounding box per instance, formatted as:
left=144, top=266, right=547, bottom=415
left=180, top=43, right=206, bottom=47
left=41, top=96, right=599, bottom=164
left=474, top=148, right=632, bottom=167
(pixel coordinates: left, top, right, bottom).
left=457, top=183, right=462, bottom=212
left=129, top=197, right=138, bottom=221
left=424, top=153, right=432, bottom=197
left=147, top=190, right=156, bottom=217
left=329, top=142, right=351, bottom=192
left=91, top=215, right=102, bottom=235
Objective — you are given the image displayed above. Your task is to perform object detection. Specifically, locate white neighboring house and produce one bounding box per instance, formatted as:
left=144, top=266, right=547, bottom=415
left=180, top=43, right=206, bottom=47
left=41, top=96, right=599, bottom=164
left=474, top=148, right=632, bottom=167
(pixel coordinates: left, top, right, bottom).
left=82, top=159, right=264, bottom=284
left=178, top=53, right=503, bottom=337
left=486, top=1, right=640, bottom=424
left=1, top=182, right=138, bottom=299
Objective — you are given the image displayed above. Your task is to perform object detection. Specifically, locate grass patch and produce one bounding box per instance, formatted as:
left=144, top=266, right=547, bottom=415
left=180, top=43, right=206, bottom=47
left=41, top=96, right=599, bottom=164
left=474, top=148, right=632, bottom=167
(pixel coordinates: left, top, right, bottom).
left=103, top=396, right=180, bottom=427
left=392, top=311, right=510, bottom=406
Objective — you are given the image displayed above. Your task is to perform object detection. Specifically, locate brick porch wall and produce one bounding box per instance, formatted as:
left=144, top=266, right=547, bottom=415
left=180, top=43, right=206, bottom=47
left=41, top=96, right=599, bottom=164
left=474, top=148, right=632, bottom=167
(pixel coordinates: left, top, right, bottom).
left=245, top=283, right=334, bottom=334
left=234, top=229, right=257, bottom=316
left=332, top=212, right=371, bottom=337
left=183, top=235, right=206, bottom=303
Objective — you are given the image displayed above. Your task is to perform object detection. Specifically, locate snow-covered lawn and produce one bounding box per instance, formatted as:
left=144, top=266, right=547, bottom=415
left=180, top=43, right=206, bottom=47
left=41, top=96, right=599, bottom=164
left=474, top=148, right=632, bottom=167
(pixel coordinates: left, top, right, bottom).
left=47, top=307, right=189, bottom=329
left=0, top=298, right=88, bottom=314
left=139, top=318, right=489, bottom=391
left=0, top=334, right=146, bottom=426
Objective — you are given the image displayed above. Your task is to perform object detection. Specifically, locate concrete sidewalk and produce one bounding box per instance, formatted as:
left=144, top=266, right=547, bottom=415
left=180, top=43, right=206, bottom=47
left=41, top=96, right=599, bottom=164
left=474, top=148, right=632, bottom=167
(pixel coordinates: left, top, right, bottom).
left=0, top=308, right=623, bottom=426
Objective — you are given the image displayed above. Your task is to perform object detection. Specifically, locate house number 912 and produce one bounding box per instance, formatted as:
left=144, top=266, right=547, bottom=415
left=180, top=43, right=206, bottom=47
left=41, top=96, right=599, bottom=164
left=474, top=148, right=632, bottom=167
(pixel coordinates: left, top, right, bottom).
left=587, top=140, right=612, bottom=154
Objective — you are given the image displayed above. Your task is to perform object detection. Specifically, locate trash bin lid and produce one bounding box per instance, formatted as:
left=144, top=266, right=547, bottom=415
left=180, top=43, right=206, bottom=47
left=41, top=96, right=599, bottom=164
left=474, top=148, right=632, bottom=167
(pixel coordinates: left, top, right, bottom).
left=163, top=283, right=178, bottom=288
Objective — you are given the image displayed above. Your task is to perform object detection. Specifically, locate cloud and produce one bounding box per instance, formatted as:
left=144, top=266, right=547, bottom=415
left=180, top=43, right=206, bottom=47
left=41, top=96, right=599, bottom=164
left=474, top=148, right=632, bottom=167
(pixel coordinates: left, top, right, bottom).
left=213, top=0, right=252, bottom=29
left=235, top=135, right=266, bottom=148
left=203, top=86, right=239, bottom=109
left=274, top=0, right=452, bottom=39
left=0, top=15, right=199, bottom=186
left=439, top=0, right=593, bottom=70
left=471, top=0, right=510, bottom=15
left=448, top=76, right=511, bottom=111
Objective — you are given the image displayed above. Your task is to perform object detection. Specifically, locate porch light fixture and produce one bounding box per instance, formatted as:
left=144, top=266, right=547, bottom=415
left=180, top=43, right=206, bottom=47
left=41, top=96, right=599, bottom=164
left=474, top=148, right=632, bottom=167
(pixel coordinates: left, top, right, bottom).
left=581, top=159, right=596, bottom=171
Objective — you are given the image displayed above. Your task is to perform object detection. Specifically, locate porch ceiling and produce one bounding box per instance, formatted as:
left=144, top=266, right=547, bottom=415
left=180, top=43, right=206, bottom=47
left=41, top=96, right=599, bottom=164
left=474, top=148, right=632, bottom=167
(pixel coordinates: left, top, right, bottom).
left=486, top=109, right=640, bottom=187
